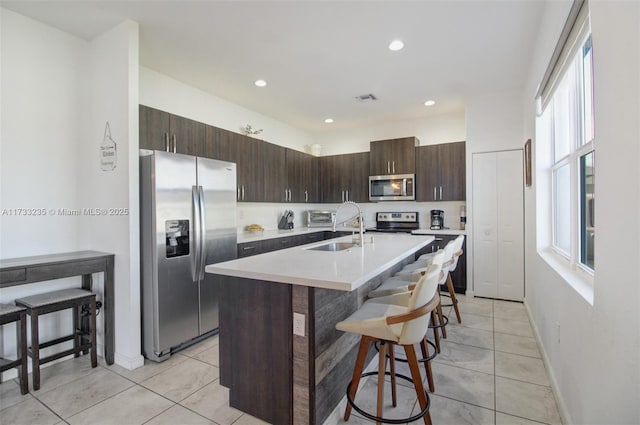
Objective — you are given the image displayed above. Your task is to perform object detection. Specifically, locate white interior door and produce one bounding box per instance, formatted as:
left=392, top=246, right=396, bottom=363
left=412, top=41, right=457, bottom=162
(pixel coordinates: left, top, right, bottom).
left=472, top=150, right=524, bottom=301
left=473, top=153, right=498, bottom=298
left=497, top=150, right=524, bottom=301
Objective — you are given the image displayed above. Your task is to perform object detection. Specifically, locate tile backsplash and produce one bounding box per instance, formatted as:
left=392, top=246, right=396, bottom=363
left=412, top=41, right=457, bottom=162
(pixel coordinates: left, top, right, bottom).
left=237, top=201, right=466, bottom=232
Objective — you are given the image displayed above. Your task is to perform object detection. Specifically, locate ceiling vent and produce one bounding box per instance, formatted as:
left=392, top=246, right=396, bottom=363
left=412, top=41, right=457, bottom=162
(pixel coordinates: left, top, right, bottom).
left=355, top=93, right=378, bottom=102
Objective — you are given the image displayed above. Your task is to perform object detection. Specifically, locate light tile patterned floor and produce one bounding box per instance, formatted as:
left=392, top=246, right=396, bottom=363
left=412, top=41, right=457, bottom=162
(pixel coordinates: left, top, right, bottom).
left=0, top=295, right=562, bottom=425
left=329, top=294, right=563, bottom=425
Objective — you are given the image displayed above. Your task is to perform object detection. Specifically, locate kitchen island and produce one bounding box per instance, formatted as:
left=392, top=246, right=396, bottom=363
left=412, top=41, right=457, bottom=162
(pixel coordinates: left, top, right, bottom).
left=206, top=233, right=434, bottom=425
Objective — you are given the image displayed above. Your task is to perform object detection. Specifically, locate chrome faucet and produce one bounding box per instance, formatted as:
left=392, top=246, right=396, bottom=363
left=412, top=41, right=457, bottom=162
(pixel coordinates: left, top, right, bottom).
left=333, top=201, right=365, bottom=246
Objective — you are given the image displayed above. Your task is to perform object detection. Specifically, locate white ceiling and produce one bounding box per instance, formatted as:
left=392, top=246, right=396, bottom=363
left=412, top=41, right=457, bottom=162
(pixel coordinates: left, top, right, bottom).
left=2, top=0, right=547, bottom=132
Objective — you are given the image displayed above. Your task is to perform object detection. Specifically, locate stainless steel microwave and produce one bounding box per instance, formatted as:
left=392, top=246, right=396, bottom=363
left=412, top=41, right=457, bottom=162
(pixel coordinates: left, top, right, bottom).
left=369, top=174, right=415, bottom=201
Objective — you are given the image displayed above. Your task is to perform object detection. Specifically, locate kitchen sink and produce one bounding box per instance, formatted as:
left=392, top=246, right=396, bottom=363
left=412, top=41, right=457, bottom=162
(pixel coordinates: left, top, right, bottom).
left=305, top=242, right=358, bottom=252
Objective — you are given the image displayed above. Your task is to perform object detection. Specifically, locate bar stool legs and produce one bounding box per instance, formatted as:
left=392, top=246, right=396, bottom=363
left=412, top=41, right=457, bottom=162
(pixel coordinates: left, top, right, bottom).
left=344, top=336, right=371, bottom=421
left=344, top=336, right=432, bottom=425
left=446, top=274, right=462, bottom=323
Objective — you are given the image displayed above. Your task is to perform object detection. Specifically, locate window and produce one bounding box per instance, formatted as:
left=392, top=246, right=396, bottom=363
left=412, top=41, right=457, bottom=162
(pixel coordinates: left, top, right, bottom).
left=539, top=31, right=595, bottom=273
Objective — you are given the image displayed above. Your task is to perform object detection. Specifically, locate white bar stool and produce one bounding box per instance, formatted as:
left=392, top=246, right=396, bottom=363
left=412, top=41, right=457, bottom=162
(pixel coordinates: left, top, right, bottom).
left=336, top=263, right=441, bottom=425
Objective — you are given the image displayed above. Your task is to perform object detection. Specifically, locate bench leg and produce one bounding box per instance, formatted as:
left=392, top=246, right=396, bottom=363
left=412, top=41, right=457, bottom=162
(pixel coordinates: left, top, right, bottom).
left=30, top=311, right=40, bottom=391
left=90, top=298, right=97, bottom=368
left=17, top=310, right=29, bottom=394
left=73, top=305, right=80, bottom=358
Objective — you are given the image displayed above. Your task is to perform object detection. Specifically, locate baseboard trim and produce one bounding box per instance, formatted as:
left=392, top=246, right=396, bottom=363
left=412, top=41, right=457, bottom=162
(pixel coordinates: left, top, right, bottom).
left=114, top=351, right=145, bottom=370
left=523, top=299, right=572, bottom=425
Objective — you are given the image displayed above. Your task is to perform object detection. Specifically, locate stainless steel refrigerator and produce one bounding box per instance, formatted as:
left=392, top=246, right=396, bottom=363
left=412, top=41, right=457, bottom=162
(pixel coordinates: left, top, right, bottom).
left=140, top=150, right=237, bottom=362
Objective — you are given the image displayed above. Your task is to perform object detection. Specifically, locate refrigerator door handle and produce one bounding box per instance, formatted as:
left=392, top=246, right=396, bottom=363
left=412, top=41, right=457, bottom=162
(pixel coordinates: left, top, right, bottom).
left=191, top=185, right=201, bottom=282
left=197, top=185, right=207, bottom=280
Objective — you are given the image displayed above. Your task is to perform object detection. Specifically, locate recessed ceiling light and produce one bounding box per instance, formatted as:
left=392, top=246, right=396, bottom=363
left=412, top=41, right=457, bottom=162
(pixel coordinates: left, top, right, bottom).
left=324, top=118, right=334, bottom=124
left=388, top=40, right=404, bottom=51
left=254, top=79, right=267, bottom=87
left=424, top=100, right=436, bottom=106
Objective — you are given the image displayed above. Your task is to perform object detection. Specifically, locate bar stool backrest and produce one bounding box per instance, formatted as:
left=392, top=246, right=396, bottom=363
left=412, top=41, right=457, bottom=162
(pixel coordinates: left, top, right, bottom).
left=449, top=235, right=465, bottom=272
left=439, top=241, right=456, bottom=285
left=399, top=263, right=441, bottom=345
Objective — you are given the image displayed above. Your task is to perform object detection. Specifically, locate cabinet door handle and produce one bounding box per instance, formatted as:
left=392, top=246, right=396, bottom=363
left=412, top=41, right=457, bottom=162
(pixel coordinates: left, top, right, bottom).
left=285, top=188, right=288, bottom=202
left=433, top=187, right=437, bottom=200
left=288, top=189, right=292, bottom=202
left=387, top=161, right=390, bottom=174
left=439, top=186, right=443, bottom=200
left=172, top=134, right=177, bottom=153
left=237, top=186, right=241, bottom=201
left=392, top=161, right=395, bottom=174
left=346, top=190, right=349, bottom=201
left=164, top=133, right=170, bottom=152
left=242, top=246, right=256, bottom=251
left=305, top=190, right=308, bottom=203
left=341, top=190, right=344, bottom=202
left=241, top=185, right=245, bottom=201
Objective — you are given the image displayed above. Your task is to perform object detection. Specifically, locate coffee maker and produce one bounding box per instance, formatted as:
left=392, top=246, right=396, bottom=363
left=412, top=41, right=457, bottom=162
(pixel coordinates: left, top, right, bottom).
left=430, top=210, right=444, bottom=230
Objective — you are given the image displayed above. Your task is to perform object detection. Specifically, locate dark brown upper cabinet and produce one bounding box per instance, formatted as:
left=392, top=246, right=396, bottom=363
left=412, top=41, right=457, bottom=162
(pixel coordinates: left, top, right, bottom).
left=139, top=105, right=204, bottom=156
left=204, top=126, right=264, bottom=202
left=320, top=152, right=370, bottom=203
left=263, top=142, right=287, bottom=202
left=285, top=149, right=319, bottom=203
left=369, top=137, right=418, bottom=175
left=416, top=141, right=466, bottom=201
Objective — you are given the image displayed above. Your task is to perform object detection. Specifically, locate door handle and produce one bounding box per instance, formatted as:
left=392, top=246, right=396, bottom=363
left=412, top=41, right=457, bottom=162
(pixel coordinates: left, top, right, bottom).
left=305, top=190, right=308, bottom=203
left=237, top=186, right=241, bottom=201
left=440, top=186, right=443, bottom=200
left=392, top=161, right=395, bottom=174
left=433, top=187, right=437, bottom=200
left=341, top=190, right=344, bottom=202
left=241, top=185, right=245, bottom=201
left=387, top=161, right=390, bottom=174
left=346, top=190, right=349, bottom=201
left=285, top=188, right=288, bottom=202
left=197, top=186, right=206, bottom=280
left=191, top=186, right=201, bottom=282
left=164, top=133, right=170, bottom=152
left=172, top=134, right=177, bottom=153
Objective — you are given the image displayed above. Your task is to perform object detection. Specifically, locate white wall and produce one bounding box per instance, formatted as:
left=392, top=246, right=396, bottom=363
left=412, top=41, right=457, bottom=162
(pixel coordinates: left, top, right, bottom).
left=0, top=8, right=143, bottom=373
left=0, top=8, right=87, bottom=257
left=312, top=111, right=466, bottom=156
left=464, top=89, right=525, bottom=297
left=81, top=20, right=143, bottom=369
left=0, top=8, right=91, bottom=375
left=140, top=67, right=315, bottom=153
left=522, top=1, right=640, bottom=424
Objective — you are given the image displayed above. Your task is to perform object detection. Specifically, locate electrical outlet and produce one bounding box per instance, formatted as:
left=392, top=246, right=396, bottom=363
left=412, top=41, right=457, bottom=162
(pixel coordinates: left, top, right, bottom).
left=293, top=312, right=305, bottom=337
left=556, top=321, right=561, bottom=344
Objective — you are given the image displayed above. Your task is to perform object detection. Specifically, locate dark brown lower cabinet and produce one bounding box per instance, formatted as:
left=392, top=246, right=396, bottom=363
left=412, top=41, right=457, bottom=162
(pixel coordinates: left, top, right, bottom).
left=236, top=231, right=350, bottom=259
left=218, top=277, right=292, bottom=424
left=426, top=234, right=467, bottom=293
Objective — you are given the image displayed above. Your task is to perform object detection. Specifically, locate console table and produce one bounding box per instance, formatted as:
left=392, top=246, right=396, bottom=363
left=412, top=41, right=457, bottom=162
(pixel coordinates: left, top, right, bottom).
left=0, top=251, right=115, bottom=365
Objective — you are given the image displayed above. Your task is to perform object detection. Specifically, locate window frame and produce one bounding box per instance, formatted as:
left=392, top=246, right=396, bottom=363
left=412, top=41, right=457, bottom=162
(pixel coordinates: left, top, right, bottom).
left=539, top=30, right=595, bottom=281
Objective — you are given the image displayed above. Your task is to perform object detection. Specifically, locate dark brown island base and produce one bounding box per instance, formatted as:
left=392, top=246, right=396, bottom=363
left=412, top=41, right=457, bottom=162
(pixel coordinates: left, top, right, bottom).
left=206, top=234, right=434, bottom=424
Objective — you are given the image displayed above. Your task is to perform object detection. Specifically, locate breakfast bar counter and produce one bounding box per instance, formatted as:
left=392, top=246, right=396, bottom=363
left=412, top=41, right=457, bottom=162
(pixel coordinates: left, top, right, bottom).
left=206, top=234, right=434, bottom=425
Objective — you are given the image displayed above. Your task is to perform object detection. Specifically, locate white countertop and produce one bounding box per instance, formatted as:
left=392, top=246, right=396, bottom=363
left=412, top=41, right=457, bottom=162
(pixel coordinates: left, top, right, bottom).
left=207, top=234, right=435, bottom=291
